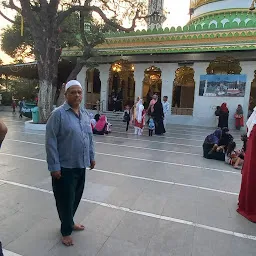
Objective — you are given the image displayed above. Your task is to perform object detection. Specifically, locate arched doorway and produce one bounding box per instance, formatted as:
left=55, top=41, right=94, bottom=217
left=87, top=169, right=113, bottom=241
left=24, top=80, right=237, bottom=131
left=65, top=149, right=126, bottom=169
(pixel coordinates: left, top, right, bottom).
left=172, top=66, right=195, bottom=115
left=143, top=66, right=162, bottom=108
left=108, top=60, right=135, bottom=111
left=206, top=56, right=242, bottom=75
left=86, top=68, right=101, bottom=109
left=249, top=71, right=256, bottom=115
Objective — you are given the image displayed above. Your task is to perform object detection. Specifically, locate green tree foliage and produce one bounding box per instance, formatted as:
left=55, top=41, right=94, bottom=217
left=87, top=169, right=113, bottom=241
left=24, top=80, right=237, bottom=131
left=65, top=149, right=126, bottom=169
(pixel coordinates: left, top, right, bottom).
left=1, top=13, right=81, bottom=61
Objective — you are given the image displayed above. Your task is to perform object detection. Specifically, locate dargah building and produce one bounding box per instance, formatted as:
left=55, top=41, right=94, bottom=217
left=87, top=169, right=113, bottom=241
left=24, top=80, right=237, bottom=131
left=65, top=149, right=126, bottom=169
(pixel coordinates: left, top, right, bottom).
left=62, top=0, right=256, bottom=127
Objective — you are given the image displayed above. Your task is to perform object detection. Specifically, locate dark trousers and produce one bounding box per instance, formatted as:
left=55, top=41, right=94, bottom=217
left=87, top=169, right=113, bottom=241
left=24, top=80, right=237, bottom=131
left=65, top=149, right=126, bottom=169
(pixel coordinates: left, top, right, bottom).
left=149, top=129, right=153, bottom=136
left=0, top=241, right=3, bottom=256
left=52, top=168, right=86, bottom=237
left=126, top=121, right=129, bottom=131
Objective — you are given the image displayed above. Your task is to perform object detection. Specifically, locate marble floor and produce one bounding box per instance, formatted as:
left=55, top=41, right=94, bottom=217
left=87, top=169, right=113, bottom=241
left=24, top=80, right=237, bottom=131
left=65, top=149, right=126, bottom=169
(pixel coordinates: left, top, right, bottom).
left=0, top=111, right=255, bottom=256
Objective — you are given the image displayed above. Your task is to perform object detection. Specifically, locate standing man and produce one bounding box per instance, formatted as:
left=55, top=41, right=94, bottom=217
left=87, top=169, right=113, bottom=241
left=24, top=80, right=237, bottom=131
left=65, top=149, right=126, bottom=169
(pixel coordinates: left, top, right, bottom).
left=0, top=119, right=7, bottom=149
left=0, top=119, right=7, bottom=255
left=45, top=80, right=95, bottom=246
left=162, top=96, right=170, bottom=128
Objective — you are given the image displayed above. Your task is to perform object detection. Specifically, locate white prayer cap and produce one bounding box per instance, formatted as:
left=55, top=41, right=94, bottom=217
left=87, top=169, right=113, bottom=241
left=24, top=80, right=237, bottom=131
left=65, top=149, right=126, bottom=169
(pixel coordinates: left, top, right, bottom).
left=65, top=80, right=82, bottom=92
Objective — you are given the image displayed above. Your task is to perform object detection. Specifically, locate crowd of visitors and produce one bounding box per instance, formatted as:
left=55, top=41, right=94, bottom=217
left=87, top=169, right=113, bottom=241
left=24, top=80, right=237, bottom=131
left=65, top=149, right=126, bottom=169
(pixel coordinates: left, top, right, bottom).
left=121, top=94, right=168, bottom=137
left=215, top=102, right=245, bottom=130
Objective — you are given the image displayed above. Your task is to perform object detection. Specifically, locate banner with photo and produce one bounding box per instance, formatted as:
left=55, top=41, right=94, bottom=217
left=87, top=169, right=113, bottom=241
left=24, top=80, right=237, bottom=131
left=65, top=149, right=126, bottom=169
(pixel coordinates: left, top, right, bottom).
left=199, top=74, right=246, bottom=97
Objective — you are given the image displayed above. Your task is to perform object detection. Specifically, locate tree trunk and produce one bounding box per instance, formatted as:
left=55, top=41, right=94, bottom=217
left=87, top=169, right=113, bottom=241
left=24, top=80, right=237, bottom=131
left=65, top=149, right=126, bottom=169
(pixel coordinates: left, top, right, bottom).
left=38, top=79, right=54, bottom=123
left=36, top=46, right=60, bottom=123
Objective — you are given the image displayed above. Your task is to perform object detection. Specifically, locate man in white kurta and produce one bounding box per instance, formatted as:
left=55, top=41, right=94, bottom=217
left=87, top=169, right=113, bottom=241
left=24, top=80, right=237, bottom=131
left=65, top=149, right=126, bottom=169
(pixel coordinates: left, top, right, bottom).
left=162, top=96, right=170, bottom=128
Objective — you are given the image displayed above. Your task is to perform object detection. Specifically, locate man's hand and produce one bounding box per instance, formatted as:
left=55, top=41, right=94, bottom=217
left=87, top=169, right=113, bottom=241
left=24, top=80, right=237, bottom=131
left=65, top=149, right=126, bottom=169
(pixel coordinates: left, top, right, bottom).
left=90, top=160, right=96, bottom=170
left=51, top=171, right=61, bottom=179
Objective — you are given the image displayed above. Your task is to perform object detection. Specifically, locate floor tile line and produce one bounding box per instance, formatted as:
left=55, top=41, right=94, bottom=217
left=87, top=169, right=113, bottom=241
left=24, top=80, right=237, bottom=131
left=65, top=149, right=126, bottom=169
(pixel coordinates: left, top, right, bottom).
left=7, top=130, right=204, bottom=148
left=0, top=178, right=253, bottom=242
left=0, top=153, right=239, bottom=195
left=107, top=130, right=203, bottom=142
left=6, top=138, right=201, bottom=156
left=0, top=151, right=240, bottom=176
left=108, top=121, right=243, bottom=135
left=92, top=168, right=239, bottom=196
left=95, top=152, right=240, bottom=175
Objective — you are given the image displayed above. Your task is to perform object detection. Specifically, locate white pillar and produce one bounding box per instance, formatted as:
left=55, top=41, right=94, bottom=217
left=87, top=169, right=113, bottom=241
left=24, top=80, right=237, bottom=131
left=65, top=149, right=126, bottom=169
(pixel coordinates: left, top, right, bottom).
left=98, top=64, right=110, bottom=112
left=77, top=66, right=87, bottom=108
left=134, top=64, right=146, bottom=100
left=241, top=61, right=255, bottom=122
left=193, top=63, right=207, bottom=117
left=158, top=63, right=177, bottom=104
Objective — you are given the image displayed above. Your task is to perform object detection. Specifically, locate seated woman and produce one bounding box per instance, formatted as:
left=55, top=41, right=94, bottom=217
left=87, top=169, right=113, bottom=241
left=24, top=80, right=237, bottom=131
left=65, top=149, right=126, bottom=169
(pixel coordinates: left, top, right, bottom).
left=216, top=127, right=234, bottom=153
left=203, top=129, right=225, bottom=161
left=225, top=141, right=244, bottom=169
left=93, top=115, right=107, bottom=135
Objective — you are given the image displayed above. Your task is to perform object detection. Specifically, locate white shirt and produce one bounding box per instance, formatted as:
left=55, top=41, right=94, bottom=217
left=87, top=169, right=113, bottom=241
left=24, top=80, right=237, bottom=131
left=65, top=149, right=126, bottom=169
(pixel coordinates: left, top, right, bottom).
left=162, top=101, right=170, bottom=116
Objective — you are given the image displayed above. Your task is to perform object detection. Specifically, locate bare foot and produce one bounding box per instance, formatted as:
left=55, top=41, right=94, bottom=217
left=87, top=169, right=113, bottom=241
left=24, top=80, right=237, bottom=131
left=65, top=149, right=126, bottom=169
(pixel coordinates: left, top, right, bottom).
left=73, top=224, right=85, bottom=231
left=62, top=236, right=73, bottom=246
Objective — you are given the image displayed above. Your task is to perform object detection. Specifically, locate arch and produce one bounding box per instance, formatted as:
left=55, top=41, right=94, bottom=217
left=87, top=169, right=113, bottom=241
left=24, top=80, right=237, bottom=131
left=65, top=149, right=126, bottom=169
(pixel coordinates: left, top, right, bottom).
left=232, top=18, right=241, bottom=24
left=172, top=66, right=195, bottom=116
left=206, top=56, right=242, bottom=75
left=142, top=66, right=162, bottom=108
left=209, top=20, right=218, bottom=28
left=108, top=60, right=135, bottom=111
left=85, top=68, right=101, bottom=110
left=221, top=18, right=229, bottom=26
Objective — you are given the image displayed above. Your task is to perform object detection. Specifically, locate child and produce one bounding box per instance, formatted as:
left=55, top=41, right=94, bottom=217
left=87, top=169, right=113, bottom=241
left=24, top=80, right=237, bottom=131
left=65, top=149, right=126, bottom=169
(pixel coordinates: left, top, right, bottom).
left=238, top=134, right=247, bottom=160
left=225, top=141, right=244, bottom=169
left=148, top=116, right=155, bottom=136
left=123, top=105, right=131, bottom=132
left=215, top=106, right=221, bottom=127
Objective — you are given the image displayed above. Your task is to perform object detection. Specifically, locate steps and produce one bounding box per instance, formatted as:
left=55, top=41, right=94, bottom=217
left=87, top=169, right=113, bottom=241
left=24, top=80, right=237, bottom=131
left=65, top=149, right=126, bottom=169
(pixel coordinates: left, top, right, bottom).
left=102, top=111, right=124, bottom=121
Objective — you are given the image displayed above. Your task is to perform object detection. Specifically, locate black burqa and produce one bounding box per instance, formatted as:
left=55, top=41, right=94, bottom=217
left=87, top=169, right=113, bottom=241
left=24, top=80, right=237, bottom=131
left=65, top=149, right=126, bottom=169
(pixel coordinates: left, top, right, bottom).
left=153, top=100, right=166, bottom=135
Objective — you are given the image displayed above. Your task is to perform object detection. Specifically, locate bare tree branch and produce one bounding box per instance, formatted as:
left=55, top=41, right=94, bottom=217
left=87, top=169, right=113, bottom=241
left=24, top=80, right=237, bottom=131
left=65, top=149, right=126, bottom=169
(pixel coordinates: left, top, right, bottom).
left=0, top=10, right=16, bottom=23
left=2, top=0, right=21, bottom=12
left=58, top=5, right=146, bottom=31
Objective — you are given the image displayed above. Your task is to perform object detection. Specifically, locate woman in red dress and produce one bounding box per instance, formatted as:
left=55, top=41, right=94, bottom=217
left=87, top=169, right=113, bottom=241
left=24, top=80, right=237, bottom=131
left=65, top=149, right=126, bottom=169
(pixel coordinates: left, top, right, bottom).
left=237, top=107, right=256, bottom=222
left=234, top=104, right=244, bottom=130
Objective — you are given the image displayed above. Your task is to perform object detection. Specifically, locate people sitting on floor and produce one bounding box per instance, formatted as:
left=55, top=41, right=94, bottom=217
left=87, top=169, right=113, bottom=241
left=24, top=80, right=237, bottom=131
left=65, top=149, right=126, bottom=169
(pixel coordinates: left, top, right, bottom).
left=225, top=141, right=244, bottom=169
left=93, top=115, right=112, bottom=135
left=93, top=115, right=107, bottom=135
left=203, top=129, right=225, bottom=161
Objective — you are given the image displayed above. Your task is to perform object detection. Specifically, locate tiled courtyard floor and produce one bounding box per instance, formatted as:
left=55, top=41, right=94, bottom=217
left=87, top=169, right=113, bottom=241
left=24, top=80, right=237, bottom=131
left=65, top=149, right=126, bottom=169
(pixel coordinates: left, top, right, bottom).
left=0, top=111, right=256, bottom=256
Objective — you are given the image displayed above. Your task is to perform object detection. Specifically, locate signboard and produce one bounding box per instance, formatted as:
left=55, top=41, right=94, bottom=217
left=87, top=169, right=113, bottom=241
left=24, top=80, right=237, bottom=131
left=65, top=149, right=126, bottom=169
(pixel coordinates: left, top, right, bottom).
left=199, top=74, right=246, bottom=97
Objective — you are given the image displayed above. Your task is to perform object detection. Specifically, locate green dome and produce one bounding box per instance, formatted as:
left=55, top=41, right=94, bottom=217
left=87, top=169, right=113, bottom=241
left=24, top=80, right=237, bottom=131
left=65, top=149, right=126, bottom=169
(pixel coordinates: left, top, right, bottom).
left=189, top=10, right=256, bottom=30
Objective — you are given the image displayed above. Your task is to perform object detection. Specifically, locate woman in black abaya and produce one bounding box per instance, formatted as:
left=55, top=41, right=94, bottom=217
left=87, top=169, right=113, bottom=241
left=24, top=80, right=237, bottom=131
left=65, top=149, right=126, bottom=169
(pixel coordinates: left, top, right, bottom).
left=153, top=99, right=166, bottom=135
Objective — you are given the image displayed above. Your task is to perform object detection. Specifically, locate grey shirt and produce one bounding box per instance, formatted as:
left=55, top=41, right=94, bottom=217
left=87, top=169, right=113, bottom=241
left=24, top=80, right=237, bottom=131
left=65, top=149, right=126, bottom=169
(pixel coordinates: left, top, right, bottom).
left=45, top=102, right=95, bottom=172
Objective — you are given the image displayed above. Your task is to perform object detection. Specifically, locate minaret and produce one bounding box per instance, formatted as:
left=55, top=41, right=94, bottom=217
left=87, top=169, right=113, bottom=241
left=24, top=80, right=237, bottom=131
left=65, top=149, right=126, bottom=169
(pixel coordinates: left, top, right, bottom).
left=146, top=0, right=166, bottom=30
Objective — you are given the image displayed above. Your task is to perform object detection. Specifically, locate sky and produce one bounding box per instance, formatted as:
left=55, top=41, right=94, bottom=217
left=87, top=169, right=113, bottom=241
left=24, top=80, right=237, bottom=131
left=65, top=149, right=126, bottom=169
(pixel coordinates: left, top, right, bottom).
left=0, top=0, right=191, bottom=64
